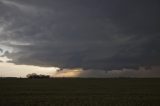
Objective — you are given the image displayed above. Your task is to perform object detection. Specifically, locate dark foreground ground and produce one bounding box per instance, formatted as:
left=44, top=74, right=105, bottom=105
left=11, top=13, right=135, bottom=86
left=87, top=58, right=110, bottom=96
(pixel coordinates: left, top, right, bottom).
left=0, top=78, right=160, bottom=106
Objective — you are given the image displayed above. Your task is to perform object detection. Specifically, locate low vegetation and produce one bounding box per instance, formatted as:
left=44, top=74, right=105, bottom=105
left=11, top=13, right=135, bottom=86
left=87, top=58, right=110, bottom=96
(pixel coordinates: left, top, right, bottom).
left=0, top=78, right=160, bottom=106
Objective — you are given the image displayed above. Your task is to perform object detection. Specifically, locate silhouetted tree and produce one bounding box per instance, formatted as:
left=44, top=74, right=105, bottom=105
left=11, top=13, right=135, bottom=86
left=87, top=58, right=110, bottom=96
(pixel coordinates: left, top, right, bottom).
left=26, top=73, right=50, bottom=79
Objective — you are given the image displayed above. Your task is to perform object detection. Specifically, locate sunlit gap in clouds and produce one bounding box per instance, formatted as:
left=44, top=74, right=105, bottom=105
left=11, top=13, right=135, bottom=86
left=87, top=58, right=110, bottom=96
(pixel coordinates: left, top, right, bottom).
left=0, top=42, right=59, bottom=78
left=54, top=68, right=83, bottom=78
left=0, top=61, right=59, bottom=78
left=0, top=52, right=82, bottom=78
left=0, top=50, right=59, bottom=77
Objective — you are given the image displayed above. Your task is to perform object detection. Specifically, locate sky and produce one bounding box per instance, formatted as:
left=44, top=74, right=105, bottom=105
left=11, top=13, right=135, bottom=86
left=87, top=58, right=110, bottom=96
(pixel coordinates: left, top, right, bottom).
left=0, top=0, right=160, bottom=77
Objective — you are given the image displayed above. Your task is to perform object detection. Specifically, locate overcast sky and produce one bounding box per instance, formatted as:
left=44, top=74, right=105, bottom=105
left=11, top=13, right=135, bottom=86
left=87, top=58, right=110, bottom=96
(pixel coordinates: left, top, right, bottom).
left=0, top=0, right=160, bottom=77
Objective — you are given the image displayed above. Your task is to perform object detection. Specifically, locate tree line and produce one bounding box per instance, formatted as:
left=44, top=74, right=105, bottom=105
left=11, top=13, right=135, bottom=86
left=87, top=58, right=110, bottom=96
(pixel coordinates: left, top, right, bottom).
left=26, top=73, right=50, bottom=79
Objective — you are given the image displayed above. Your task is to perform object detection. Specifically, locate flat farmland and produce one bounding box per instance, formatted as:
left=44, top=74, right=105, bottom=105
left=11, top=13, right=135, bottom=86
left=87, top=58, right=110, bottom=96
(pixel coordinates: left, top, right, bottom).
left=0, top=78, right=160, bottom=106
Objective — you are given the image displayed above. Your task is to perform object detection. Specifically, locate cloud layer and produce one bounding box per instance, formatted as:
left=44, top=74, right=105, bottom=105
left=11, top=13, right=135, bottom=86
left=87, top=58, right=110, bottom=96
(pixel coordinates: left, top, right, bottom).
left=0, top=0, right=160, bottom=72
left=54, top=66, right=160, bottom=78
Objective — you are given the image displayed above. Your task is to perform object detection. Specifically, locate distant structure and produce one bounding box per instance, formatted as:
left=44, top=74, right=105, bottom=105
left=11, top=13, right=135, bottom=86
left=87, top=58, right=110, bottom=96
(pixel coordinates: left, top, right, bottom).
left=26, top=73, right=50, bottom=79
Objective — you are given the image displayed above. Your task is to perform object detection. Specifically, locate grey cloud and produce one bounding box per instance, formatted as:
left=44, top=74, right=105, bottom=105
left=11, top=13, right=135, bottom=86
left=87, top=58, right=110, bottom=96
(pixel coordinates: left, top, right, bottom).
left=0, top=48, right=3, bottom=53
left=0, top=0, right=160, bottom=71
left=54, top=66, right=160, bottom=78
left=104, top=66, right=160, bottom=78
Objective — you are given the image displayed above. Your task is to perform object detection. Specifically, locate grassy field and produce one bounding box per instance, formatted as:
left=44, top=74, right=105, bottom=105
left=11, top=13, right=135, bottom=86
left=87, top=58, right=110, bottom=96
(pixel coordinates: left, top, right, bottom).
left=0, top=78, right=160, bottom=106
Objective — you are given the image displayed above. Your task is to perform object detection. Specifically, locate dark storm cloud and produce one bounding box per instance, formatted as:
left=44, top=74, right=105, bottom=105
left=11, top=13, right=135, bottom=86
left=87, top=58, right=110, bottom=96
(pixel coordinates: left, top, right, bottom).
left=0, top=0, right=160, bottom=71
left=0, top=48, right=3, bottom=53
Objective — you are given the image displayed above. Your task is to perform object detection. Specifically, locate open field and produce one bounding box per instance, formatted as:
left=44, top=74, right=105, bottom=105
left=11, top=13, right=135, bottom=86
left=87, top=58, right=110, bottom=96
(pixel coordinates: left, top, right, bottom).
left=0, top=78, right=160, bottom=106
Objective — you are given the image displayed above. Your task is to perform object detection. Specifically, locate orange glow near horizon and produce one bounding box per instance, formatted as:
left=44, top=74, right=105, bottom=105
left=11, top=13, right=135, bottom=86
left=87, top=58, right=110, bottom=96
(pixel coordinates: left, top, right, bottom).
left=54, top=69, right=82, bottom=77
